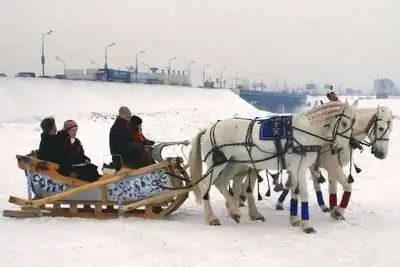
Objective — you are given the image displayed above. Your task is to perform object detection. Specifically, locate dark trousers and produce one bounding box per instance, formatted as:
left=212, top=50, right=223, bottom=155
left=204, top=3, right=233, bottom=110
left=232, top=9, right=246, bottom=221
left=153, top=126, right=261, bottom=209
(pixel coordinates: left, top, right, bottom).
left=71, top=163, right=101, bottom=182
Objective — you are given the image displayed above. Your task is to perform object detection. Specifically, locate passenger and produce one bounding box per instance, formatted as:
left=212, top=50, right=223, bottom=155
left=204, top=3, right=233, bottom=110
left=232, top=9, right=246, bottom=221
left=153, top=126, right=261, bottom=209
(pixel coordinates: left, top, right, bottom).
left=58, top=120, right=101, bottom=182
left=109, top=106, right=145, bottom=169
left=131, top=115, right=155, bottom=165
left=130, top=115, right=155, bottom=146
left=326, top=91, right=339, bottom=101
left=37, top=117, right=70, bottom=175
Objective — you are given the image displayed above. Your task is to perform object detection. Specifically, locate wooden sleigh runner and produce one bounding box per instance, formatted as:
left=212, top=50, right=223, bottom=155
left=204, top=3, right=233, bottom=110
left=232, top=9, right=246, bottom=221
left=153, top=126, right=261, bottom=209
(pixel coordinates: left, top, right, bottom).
left=3, top=146, right=192, bottom=220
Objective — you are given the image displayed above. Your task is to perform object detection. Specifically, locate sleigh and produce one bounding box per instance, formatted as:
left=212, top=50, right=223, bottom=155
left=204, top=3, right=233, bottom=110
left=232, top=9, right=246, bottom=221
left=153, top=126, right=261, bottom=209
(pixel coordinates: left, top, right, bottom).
left=3, top=142, right=192, bottom=220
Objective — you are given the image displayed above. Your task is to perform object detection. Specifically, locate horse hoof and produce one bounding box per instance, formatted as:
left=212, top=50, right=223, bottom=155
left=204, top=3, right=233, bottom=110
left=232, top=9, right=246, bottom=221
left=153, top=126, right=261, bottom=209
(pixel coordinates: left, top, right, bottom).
left=321, top=207, right=330, bottom=213
left=303, top=227, right=316, bottom=234
left=209, top=219, right=221, bottom=226
left=291, top=220, right=301, bottom=227
left=251, top=215, right=265, bottom=222
left=331, top=211, right=345, bottom=220
left=275, top=205, right=284, bottom=211
left=231, top=214, right=241, bottom=223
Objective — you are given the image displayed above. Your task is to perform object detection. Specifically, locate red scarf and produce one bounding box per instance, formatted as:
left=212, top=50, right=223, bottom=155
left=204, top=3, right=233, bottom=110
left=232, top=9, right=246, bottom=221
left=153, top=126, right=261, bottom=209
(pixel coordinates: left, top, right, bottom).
left=134, top=132, right=146, bottom=142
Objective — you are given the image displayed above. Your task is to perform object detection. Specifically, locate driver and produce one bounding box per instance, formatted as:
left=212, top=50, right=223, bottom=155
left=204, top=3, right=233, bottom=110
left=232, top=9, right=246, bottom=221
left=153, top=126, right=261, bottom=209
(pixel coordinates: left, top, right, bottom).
left=326, top=90, right=339, bottom=101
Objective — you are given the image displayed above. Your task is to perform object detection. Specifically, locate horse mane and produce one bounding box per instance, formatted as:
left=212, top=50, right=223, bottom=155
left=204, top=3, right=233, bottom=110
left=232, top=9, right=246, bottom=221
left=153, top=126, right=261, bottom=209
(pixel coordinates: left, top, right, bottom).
left=305, top=101, right=344, bottom=124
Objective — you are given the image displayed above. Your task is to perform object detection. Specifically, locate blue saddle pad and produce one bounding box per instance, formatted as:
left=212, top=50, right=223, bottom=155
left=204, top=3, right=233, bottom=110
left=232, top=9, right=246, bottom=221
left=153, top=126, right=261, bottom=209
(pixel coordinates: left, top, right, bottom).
left=259, top=115, right=293, bottom=141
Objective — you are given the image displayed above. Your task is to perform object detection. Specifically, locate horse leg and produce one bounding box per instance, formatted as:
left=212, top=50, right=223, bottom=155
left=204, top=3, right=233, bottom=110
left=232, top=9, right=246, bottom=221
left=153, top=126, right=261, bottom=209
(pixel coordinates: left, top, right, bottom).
left=230, top=173, right=246, bottom=207
left=200, top=168, right=222, bottom=226
left=275, top=174, right=291, bottom=211
left=312, top=175, right=330, bottom=213
left=329, top=168, right=351, bottom=220
left=328, top=178, right=338, bottom=211
left=215, top=175, right=242, bottom=223
left=245, top=169, right=265, bottom=221
left=298, top=167, right=316, bottom=233
left=287, top=169, right=300, bottom=227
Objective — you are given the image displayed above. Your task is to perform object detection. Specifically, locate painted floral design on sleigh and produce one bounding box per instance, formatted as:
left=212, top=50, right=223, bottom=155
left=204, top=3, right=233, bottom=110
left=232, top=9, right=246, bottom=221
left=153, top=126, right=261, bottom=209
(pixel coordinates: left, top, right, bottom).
left=27, top=172, right=71, bottom=197
left=106, top=168, right=173, bottom=202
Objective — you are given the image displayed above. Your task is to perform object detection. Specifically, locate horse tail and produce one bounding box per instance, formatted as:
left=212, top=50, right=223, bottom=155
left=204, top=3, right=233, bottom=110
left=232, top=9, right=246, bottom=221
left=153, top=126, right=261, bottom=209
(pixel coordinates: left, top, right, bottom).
left=189, top=128, right=207, bottom=204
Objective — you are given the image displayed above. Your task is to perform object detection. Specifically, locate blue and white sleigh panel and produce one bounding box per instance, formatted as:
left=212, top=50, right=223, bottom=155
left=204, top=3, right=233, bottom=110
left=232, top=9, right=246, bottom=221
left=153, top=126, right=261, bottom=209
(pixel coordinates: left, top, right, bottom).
left=26, top=168, right=174, bottom=203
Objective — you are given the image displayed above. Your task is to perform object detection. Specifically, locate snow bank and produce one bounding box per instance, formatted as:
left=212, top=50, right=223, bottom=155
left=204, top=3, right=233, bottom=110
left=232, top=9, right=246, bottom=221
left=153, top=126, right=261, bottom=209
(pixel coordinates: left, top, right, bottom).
left=0, top=77, right=264, bottom=124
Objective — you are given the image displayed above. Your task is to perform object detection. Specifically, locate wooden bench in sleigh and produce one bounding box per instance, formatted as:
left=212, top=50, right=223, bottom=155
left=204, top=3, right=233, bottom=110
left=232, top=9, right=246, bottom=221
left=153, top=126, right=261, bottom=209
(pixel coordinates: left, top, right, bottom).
left=3, top=153, right=191, bottom=220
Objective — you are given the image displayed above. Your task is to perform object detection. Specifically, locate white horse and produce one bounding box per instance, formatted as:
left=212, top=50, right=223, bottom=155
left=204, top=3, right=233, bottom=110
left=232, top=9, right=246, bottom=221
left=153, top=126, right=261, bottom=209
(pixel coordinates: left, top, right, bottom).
left=188, top=100, right=359, bottom=233
left=274, top=105, right=394, bottom=218
left=233, top=105, right=394, bottom=221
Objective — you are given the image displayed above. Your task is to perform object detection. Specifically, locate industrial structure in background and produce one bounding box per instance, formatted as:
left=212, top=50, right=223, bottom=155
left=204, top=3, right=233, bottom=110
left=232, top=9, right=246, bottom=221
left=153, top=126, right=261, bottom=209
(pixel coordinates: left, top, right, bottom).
left=373, top=78, right=398, bottom=98
left=58, top=67, right=193, bottom=86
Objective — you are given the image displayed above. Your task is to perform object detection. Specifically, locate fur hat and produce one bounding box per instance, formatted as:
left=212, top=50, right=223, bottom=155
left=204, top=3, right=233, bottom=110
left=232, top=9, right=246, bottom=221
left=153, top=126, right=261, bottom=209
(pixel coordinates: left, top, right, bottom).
left=118, top=106, right=132, bottom=120
left=63, top=120, right=78, bottom=131
left=40, top=117, right=55, bottom=133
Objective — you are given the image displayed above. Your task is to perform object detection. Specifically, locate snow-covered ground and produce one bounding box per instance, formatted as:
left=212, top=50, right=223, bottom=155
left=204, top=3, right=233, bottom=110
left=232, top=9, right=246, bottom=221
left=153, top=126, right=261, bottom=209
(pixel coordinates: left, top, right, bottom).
left=0, top=78, right=399, bottom=267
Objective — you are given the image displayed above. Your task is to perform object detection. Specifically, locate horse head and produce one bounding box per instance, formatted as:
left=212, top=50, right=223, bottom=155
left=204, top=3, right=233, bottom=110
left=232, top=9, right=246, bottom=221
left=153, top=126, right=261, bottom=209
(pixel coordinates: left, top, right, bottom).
left=325, top=99, right=358, bottom=151
left=364, top=106, right=394, bottom=159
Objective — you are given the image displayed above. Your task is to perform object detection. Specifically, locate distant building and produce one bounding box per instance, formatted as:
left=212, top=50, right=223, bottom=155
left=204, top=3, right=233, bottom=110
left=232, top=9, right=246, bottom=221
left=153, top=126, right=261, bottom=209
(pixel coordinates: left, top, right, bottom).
left=373, top=78, right=397, bottom=97
left=305, top=83, right=316, bottom=90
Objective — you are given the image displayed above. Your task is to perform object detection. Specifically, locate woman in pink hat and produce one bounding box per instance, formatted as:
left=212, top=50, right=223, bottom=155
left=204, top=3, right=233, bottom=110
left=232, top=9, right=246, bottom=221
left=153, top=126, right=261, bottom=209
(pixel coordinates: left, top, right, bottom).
left=58, top=119, right=100, bottom=182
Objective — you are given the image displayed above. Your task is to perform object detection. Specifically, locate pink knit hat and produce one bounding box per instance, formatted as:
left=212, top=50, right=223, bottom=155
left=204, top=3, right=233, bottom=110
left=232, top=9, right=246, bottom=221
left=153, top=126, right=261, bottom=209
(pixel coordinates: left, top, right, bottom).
left=63, top=120, right=78, bottom=131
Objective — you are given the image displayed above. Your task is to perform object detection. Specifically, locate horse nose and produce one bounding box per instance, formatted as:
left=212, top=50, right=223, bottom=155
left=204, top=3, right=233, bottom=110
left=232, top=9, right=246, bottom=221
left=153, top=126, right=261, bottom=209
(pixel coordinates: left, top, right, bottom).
left=374, top=150, right=385, bottom=159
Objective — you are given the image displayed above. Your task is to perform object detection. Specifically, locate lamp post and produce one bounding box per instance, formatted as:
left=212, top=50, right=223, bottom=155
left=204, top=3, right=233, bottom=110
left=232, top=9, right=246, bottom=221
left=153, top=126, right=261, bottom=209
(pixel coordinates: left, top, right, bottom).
left=219, top=67, right=227, bottom=88
left=41, top=30, right=53, bottom=77
left=54, top=56, right=66, bottom=75
left=167, top=56, right=177, bottom=84
left=202, top=63, right=211, bottom=87
left=135, top=49, right=146, bottom=83
left=104, top=42, right=116, bottom=70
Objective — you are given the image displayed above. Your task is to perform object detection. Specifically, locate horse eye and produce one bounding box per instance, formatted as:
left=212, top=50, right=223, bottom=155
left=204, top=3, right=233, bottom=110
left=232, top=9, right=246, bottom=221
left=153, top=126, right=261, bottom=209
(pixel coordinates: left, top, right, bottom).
left=378, top=127, right=384, bottom=131
left=342, top=121, right=348, bottom=128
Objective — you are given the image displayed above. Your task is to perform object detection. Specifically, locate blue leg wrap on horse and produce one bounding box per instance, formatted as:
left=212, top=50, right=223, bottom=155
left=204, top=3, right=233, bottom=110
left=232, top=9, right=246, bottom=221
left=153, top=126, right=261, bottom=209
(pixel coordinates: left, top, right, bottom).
left=278, top=189, right=289, bottom=203
left=301, top=202, right=310, bottom=220
left=315, top=190, right=325, bottom=206
left=290, top=198, right=298, bottom=216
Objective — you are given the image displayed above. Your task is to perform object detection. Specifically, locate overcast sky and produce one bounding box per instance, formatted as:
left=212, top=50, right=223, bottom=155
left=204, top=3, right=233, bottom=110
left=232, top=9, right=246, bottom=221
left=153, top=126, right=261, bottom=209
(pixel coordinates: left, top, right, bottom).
left=0, top=0, right=398, bottom=88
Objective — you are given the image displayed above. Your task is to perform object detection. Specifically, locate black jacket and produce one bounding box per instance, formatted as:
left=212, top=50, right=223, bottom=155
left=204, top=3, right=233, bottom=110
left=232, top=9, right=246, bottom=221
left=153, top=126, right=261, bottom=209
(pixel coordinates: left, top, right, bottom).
left=58, top=130, right=90, bottom=165
left=37, top=133, right=70, bottom=174
left=109, top=117, right=144, bottom=168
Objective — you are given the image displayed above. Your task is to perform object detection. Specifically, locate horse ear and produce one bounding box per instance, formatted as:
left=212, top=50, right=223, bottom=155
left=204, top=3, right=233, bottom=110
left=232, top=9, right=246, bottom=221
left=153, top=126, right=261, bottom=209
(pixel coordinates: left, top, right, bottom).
left=343, top=99, right=349, bottom=108
left=352, top=99, right=359, bottom=108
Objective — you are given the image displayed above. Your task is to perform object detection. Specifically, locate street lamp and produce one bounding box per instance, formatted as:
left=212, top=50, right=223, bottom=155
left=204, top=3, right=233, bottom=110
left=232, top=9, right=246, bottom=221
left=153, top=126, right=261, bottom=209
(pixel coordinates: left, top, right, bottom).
left=141, top=62, right=150, bottom=76
left=104, top=42, right=116, bottom=70
left=219, top=67, right=227, bottom=88
left=135, top=49, right=146, bottom=83
left=202, top=63, right=211, bottom=86
left=54, top=56, right=66, bottom=75
left=41, top=29, right=53, bottom=77
left=167, top=56, right=177, bottom=84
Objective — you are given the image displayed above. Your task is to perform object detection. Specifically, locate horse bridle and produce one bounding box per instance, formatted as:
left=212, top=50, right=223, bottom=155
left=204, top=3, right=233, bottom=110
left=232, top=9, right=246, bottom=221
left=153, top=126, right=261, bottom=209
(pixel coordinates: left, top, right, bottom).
left=347, top=107, right=392, bottom=153
left=365, top=109, right=392, bottom=145
left=330, top=110, right=356, bottom=148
